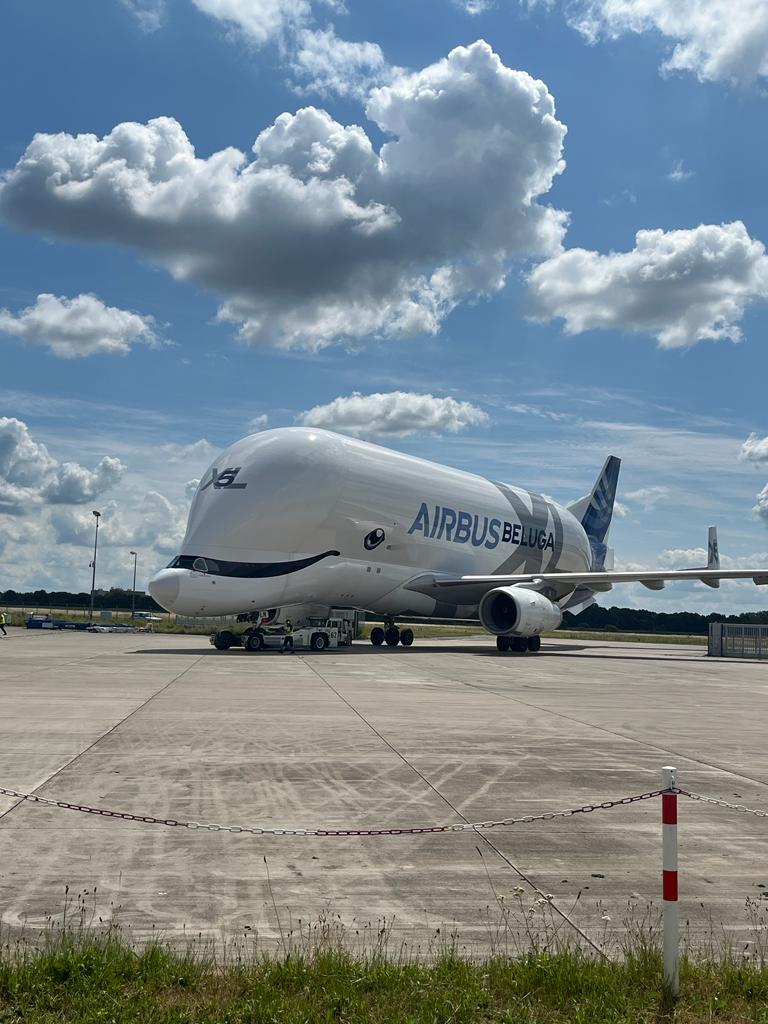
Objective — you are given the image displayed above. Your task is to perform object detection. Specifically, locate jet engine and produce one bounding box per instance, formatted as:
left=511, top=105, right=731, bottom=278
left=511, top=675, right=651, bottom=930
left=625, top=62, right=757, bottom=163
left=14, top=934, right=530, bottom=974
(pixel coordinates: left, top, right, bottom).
left=478, top=586, right=562, bottom=636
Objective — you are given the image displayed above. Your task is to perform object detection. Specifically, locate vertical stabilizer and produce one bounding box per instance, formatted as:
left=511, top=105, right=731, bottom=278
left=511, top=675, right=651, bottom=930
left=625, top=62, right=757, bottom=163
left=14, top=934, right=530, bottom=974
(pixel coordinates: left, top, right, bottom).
left=707, top=527, right=720, bottom=570
left=700, top=526, right=720, bottom=588
left=567, top=456, right=621, bottom=570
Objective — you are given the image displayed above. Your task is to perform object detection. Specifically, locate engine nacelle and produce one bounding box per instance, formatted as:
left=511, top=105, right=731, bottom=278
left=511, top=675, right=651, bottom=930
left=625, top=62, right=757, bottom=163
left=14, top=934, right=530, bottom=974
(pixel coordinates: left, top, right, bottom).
left=478, top=586, right=562, bottom=636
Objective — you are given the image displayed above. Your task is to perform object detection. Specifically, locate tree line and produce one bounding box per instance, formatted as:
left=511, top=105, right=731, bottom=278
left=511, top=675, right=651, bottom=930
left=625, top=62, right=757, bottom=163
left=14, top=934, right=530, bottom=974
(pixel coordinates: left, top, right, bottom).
left=2, top=588, right=767, bottom=633
left=1, top=588, right=164, bottom=612
left=563, top=604, right=768, bottom=635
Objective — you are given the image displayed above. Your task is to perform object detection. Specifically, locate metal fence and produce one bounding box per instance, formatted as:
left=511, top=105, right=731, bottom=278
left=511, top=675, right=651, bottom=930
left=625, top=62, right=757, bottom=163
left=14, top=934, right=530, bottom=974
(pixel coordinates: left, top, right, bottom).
left=708, top=622, right=768, bottom=659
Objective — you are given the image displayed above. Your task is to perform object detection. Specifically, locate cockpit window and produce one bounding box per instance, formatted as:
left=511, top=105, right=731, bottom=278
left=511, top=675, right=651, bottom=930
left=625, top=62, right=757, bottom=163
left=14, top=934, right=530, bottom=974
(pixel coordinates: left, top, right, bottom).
left=164, top=550, right=340, bottom=578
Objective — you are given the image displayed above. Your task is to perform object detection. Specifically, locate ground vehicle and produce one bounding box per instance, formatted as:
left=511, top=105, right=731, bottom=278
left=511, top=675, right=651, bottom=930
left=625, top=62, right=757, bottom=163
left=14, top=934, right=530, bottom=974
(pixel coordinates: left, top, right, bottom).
left=210, top=615, right=354, bottom=653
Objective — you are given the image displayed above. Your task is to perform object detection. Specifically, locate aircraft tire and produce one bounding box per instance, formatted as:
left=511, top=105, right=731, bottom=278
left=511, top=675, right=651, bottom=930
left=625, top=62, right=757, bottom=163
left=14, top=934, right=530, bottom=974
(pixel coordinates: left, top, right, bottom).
left=496, top=635, right=510, bottom=652
left=385, top=626, right=400, bottom=647
left=511, top=637, right=527, bottom=654
left=527, top=635, right=541, bottom=653
left=371, top=627, right=385, bottom=646
left=246, top=631, right=264, bottom=652
left=310, top=632, right=328, bottom=651
left=213, top=630, right=234, bottom=651
left=400, top=628, right=414, bottom=647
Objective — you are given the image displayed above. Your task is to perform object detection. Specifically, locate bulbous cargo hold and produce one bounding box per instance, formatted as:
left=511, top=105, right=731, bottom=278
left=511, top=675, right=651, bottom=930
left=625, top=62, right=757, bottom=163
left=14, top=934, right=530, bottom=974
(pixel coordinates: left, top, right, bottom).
left=149, top=427, right=593, bottom=618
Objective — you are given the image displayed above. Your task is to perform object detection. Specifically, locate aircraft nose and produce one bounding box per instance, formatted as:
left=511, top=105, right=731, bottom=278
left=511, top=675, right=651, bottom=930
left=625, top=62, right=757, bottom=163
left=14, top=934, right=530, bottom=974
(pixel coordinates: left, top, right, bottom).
left=148, top=570, right=181, bottom=611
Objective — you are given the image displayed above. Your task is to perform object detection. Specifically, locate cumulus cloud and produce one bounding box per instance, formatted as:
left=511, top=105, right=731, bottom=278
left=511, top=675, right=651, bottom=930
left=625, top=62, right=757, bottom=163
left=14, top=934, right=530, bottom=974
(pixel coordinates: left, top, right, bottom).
left=190, top=1, right=388, bottom=98
left=0, top=418, right=125, bottom=514
left=561, top=0, right=768, bottom=88
left=755, top=484, right=768, bottom=523
left=190, top=0, right=311, bottom=47
left=740, top=433, right=768, bottom=464
left=298, top=391, right=489, bottom=436
left=526, top=222, right=768, bottom=348
left=0, top=293, right=158, bottom=358
left=247, top=414, right=269, bottom=431
left=658, top=547, right=768, bottom=569
left=0, top=42, right=567, bottom=351
left=290, top=27, right=394, bottom=98
left=50, top=491, right=186, bottom=554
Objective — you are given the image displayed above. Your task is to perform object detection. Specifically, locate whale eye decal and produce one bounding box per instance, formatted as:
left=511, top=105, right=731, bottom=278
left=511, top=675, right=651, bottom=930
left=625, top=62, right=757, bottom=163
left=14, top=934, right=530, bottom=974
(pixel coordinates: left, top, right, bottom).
left=364, top=528, right=386, bottom=551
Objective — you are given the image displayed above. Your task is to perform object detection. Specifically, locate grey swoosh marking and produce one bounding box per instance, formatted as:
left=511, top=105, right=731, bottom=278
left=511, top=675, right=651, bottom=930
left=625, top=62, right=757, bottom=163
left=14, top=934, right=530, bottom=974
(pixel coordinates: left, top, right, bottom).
left=491, top=482, right=551, bottom=576
left=547, top=503, right=564, bottom=572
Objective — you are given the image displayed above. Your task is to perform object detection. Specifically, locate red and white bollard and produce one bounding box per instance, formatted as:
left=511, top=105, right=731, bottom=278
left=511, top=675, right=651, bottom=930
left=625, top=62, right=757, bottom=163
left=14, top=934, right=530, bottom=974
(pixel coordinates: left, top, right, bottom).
left=662, top=765, right=679, bottom=997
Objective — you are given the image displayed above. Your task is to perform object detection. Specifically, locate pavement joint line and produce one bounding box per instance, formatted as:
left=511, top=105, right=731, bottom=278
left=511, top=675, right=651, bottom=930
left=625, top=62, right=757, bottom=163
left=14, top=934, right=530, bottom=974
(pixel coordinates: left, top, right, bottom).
left=0, top=653, right=206, bottom=824
left=301, top=658, right=608, bottom=960
left=461, top=681, right=768, bottom=794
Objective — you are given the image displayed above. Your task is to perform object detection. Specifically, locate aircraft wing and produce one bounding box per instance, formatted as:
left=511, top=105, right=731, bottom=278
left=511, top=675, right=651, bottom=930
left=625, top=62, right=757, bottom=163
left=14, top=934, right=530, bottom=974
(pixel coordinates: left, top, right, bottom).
left=405, top=568, right=768, bottom=605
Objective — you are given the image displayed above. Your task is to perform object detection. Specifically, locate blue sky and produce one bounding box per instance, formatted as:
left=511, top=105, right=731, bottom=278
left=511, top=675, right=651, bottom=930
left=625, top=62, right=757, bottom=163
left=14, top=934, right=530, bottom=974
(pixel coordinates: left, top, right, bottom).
left=1, top=0, right=767, bottom=611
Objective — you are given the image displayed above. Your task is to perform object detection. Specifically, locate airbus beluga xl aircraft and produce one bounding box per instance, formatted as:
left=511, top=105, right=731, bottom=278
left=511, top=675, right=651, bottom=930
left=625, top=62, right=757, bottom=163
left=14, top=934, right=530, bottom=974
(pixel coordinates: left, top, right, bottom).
left=148, top=428, right=768, bottom=652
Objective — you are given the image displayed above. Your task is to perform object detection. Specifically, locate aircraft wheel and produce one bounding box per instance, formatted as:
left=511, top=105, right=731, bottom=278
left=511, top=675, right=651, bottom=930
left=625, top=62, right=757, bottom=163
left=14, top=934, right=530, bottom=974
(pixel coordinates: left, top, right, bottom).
left=527, top=635, right=541, bottom=653
left=370, top=627, right=385, bottom=646
left=213, top=630, right=233, bottom=651
left=246, top=631, right=264, bottom=652
left=385, top=626, right=400, bottom=646
left=496, top=635, right=510, bottom=652
left=400, top=628, right=414, bottom=647
left=511, top=637, right=527, bottom=653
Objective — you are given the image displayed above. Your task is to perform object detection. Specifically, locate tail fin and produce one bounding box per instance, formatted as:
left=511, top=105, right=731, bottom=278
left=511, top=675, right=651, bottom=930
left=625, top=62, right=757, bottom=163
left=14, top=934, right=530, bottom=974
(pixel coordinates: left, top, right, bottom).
left=700, top=526, right=720, bottom=588
left=567, top=456, right=621, bottom=571
left=707, top=526, right=720, bottom=570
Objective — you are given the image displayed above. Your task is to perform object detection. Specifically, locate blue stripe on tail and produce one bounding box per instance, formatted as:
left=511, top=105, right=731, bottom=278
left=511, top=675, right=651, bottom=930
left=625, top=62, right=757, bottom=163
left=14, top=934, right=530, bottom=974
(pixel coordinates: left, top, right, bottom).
left=581, top=456, right=620, bottom=571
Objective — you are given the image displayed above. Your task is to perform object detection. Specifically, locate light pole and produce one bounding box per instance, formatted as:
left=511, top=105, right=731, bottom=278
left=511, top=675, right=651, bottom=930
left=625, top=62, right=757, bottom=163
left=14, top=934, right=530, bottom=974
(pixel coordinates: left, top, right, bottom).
left=130, top=551, right=137, bottom=622
left=89, top=510, right=101, bottom=622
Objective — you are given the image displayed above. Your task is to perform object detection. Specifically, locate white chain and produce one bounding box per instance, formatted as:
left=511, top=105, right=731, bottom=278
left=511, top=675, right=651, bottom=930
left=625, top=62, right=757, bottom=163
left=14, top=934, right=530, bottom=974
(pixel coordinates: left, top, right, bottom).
left=681, top=789, right=768, bottom=819
left=0, top=785, right=665, bottom=837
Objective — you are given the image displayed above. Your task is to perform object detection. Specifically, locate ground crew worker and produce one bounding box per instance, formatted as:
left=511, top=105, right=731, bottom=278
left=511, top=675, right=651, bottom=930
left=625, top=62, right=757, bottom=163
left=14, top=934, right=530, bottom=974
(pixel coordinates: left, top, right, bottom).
left=0, top=611, right=7, bottom=636
left=281, top=618, right=294, bottom=653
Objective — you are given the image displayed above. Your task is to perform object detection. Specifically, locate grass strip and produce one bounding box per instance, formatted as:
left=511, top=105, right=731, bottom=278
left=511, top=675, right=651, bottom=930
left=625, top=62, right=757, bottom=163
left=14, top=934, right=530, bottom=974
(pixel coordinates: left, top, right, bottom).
left=1, top=935, right=768, bottom=1023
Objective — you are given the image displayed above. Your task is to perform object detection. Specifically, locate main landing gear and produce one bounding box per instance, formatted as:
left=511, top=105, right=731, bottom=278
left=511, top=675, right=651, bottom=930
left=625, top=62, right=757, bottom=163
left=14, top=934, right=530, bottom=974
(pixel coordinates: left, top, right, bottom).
left=370, top=622, right=414, bottom=647
left=496, top=635, right=541, bottom=654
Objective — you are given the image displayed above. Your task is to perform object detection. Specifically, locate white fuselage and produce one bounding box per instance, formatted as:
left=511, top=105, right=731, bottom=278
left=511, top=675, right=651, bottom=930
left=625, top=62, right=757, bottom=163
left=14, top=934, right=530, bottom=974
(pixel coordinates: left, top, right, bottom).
left=148, top=428, right=592, bottom=618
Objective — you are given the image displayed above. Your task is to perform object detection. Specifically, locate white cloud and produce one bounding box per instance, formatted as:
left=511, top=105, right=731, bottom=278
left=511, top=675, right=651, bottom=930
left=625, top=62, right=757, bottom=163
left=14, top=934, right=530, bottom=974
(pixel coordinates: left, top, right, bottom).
left=0, top=418, right=126, bottom=514
left=190, top=0, right=311, bottom=47
left=526, top=222, right=768, bottom=348
left=121, top=0, right=167, bottom=32
left=668, top=159, right=694, bottom=183
left=190, top=1, right=389, bottom=98
left=0, top=293, right=158, bottom=358
left=741, top=433, right=768, bottom=464
left=290, top=27, right=394, bottom=99
left=456, top=0, right=494, bottom=13
left=298, top=391, right=489, bottom=436
left=624, top=485, right=670, bottom=510
left=161, top=439, right=218, bottom=464
left=247, top=414, right=269, bottom=431
left=562, top=0, right=768, bottom=87
left=755, top=484, right=768, bottom=523
left=50, top=490, right=186, bottom=556
left=0, top=42, right=567, bottom=351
